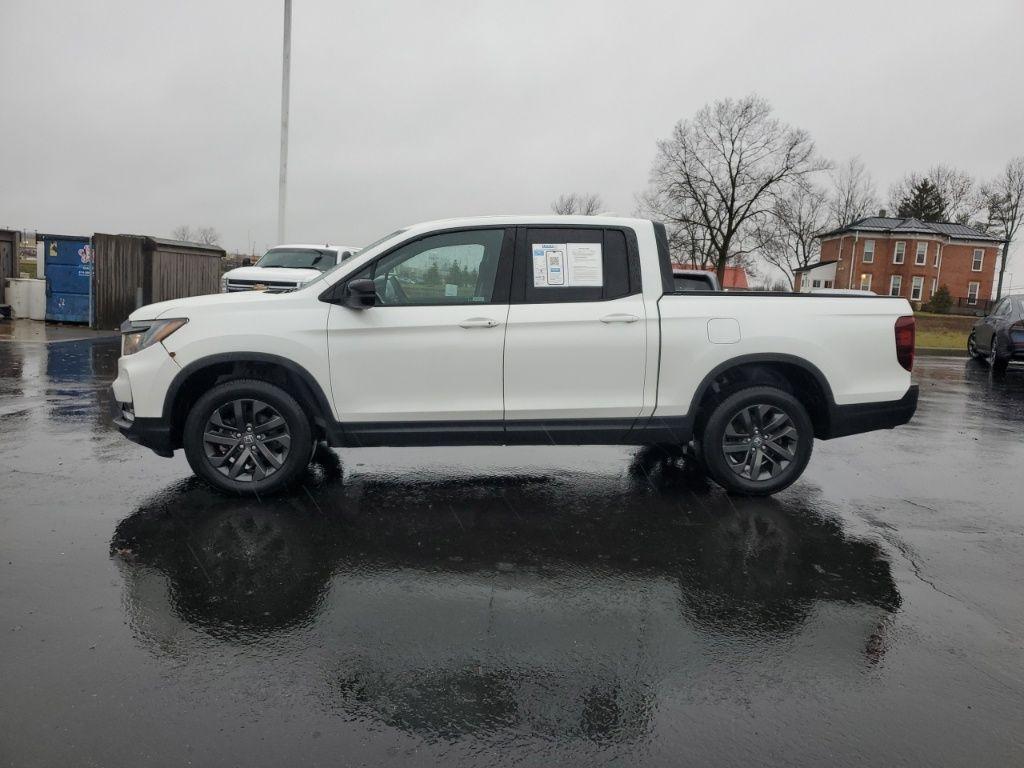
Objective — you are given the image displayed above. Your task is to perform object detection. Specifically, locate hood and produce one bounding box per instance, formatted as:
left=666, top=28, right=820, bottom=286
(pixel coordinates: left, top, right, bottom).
left=128, top=290, right=278, bottom=322
left=223, top=265, right=323, bottom=284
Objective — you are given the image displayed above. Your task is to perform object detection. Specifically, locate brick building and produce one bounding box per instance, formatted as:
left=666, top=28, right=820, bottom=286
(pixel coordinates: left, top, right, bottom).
left=808, top=214, right=1002, bottom=308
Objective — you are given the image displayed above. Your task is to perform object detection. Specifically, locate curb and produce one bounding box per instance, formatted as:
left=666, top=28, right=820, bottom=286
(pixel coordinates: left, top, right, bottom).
left=917, top=347, right=968, bottom=358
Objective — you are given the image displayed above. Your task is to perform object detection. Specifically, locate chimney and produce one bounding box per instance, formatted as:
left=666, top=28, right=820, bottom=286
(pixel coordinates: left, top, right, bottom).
left=878, top=208, right=888, bottom=218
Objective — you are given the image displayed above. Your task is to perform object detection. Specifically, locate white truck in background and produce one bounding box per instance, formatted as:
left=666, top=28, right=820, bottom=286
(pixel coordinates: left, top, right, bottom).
left=112, top=216, right=918, bottom=496
left=222, top=244, right=359, bottom=293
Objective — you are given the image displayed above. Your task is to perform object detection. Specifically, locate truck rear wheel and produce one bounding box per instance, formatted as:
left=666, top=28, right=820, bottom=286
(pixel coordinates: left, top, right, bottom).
left=701, top=386, right=813, bottom=496
left=183, top=379, right=313, bottom=494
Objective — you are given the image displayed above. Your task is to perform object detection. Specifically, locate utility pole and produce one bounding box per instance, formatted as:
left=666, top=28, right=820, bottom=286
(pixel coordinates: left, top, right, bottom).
left=277, top=0, right=292, bottom=244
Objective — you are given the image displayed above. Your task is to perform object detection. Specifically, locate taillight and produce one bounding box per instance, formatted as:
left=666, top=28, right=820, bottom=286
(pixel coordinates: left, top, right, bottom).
left=895, top=315, right=915, bottom=372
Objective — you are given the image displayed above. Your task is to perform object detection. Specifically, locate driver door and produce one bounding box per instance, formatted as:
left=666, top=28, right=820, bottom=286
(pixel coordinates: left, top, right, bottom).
left=326, top=228, right=513, bottom=438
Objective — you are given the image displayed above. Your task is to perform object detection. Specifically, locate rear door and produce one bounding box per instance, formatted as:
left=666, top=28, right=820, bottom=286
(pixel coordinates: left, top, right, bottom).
left=977, top=299, right=1008, bottom=351
left=502, top=226, right=647, bottom=442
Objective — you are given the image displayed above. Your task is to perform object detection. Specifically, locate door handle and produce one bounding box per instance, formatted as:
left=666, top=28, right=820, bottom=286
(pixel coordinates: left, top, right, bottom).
left=459, top=317, right=500, bottom=329
left=600, top=313, right=639, bottom=324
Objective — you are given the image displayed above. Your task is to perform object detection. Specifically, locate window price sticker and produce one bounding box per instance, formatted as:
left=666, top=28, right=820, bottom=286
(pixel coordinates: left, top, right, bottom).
left=532, top=243, right=602, bottom=287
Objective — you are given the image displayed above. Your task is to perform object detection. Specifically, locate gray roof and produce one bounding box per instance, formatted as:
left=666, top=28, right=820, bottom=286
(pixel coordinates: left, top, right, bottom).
left=793, top=259, right=838, bottom=273
left=820, top=216, right=1001, bottom=242
left=143, top=236, right=226, bottom=255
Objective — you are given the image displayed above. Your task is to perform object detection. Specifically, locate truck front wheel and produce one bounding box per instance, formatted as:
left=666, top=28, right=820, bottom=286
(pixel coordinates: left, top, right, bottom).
left=183, top=379, right=313, bottom=494
left=700, top=386, right=813, bottom=496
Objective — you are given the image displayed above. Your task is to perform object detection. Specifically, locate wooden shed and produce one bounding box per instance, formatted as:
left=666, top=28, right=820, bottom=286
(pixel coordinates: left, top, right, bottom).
left=91, top=234, right=225, bottom=329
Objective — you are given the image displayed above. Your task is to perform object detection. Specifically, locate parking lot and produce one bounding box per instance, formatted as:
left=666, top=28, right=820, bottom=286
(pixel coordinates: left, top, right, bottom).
left=1, top=337, right=1023, bottom=767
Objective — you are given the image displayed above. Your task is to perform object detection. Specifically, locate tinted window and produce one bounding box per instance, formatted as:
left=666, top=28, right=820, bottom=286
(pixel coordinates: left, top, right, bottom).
left=368, top=229, right=506, bottom=306
left=519, top=227, right=639, bottom=304
left=673, top=275, right=714, bottom=291
left=257, top=248, right=336, bottom=271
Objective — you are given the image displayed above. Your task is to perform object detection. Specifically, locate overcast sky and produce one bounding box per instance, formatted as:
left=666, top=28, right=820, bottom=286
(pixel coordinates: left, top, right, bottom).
left=2, top=0, right=1023, bottom=282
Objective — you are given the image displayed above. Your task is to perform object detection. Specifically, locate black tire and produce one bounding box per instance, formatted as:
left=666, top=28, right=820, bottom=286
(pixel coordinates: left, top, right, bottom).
left=701, top=385, right=814, bottom=496
left=987, top=335, right=1010, bottom=375
left=967, top=332, right=984, bottom=360
left=183, top=378, right=314, bottom=495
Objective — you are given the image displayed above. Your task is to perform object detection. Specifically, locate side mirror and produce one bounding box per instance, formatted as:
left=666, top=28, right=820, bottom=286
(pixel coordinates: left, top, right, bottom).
left=344, top=278, right=377, bottom=309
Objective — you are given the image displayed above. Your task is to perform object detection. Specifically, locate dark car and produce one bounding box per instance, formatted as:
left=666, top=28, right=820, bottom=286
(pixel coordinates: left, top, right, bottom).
left=968, top=294, right=1024, bottom=374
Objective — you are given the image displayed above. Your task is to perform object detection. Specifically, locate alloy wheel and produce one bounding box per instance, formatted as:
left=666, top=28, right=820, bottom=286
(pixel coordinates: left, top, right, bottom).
left=721, top=403, right=799, bottom=482
left=202, top=398, right=292, bottom=482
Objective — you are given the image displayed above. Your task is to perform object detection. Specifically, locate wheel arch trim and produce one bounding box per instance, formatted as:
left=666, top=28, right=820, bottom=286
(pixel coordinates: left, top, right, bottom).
left=686, top=352, right=836, bottom=419
left=162, top=352, right=338, bottom=437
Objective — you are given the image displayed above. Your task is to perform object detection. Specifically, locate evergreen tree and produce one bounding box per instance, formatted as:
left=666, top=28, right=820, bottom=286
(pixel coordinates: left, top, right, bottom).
left=897, top=179, right=947, bottom=221
left=424, top=261, right=441, bottom=286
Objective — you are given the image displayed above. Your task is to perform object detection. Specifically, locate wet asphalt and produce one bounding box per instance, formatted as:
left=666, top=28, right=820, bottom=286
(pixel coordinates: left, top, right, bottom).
left=0, top=338, right=1022, bottom=767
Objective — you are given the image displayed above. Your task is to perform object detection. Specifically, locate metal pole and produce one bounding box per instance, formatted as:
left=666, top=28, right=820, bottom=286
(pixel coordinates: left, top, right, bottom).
left=277, top=0, right=292, bottom=244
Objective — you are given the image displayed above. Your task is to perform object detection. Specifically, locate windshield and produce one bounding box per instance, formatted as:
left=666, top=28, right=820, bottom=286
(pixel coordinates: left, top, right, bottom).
left=298, top=229, right=408, bottom=290
left=255, top=248, right=336, bottom=271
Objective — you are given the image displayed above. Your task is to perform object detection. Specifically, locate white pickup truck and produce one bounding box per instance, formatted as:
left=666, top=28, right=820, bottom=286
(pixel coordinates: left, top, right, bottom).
left=221, top=243, right=359, bottom=293
left=112, top=216, right=918, bottom=496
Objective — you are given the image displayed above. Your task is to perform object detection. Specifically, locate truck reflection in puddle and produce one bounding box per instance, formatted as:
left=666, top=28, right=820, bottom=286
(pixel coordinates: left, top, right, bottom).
left=111, top=447, right=900, bottom=742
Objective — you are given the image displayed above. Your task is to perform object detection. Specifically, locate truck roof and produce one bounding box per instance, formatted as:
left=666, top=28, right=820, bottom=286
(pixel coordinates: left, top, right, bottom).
left=403, top=215, right=652, bottom=233
left=269, top=243, right=359, bottom=252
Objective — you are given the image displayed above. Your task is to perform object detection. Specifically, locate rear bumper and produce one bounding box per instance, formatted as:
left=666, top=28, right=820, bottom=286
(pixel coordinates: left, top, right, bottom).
left=111, top=396, right=175, bottom=457
left=821, top=385, right=918, bottom=440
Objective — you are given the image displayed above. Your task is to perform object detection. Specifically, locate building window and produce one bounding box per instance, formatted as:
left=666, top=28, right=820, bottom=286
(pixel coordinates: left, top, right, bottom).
left=890, top=275, right=902, bottom=296
left=972, top=249, right=984, bottom=271
left=824, top=280, right=833, bottom=288
left=967, top=281, right=980, bottom=305
left=863, top=240, right=875, bottom=263
left=915, top=242, right=927, bottom=265
left=860, top=273, right=872, bottom=291
left=931, top=277, right=937, bottom=296
left=934, top=245, right=941, bottom=268
left=893, top=241, right=906, bottom=264
left=910, top=276, right=924, bottom=301
left=812, top=279, right=821, bottom=288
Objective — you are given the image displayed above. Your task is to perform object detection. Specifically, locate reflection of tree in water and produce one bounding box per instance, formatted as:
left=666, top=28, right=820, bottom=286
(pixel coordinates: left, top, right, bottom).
left=112, top=446, right=901, bottom=740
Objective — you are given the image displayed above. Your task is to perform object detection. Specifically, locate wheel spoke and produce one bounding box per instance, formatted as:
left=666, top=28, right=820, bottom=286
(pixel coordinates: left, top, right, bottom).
left=204, top=432, right=237, bottom=446
left=255, top=416, right=285, bottom=434
left=723, top=441, right=751, bottom=455
left=763, top=439, right=794, bottom=462
left=229, top=448, right=251, bottom=478
left=750, top=447, right=765, bottom=479
left=233, top=399, right=245, bottom=429
left=264, top=433, right=291, bottom=449
left=254, top=440, right=283, bottom=468
left=762, top=411, right=788, bottom=434
left=208, top=443, right=240, bottom=467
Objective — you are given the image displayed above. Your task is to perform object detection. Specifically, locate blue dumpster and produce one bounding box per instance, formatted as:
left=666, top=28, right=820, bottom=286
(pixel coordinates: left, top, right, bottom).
left=43, top=235, right=92, bottom=323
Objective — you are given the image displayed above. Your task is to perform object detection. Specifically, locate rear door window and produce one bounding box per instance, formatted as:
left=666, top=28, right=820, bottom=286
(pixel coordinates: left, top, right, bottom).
left=514, top=227, right=640, bottom=303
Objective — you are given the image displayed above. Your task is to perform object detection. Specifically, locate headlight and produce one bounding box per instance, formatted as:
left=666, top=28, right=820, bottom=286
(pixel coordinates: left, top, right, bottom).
left=120, top=318, right=188, bottom=356
left=221, top=277, right=229, bottom=293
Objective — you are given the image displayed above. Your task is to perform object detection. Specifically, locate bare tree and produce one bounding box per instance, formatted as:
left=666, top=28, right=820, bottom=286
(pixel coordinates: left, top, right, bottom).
left=888, top=166, right=982, bottom=224
left=171, top=225, right=195, bottom=242
left=636, top=187, right=717, bottom=268
left=640, top=95, right=828, bottom=283
left=551, top=193, right=603, bottom=215
left=828, top=156, right=878, bottom=227
left=757, top=182, right=830, bottom=289
left=929, top=165, right=983, bottom=224
left=170, top=225, right=221, bottom=245
left=982, top=156, right=1024, bottom=300
left=194, top=226, right=221, bottom=246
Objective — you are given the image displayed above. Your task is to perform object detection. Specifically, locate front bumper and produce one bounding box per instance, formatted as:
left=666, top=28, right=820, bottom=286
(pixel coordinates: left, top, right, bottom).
left=821, top=385, right=919, bottom=440
left=111, top=398, right=175, bottom=457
